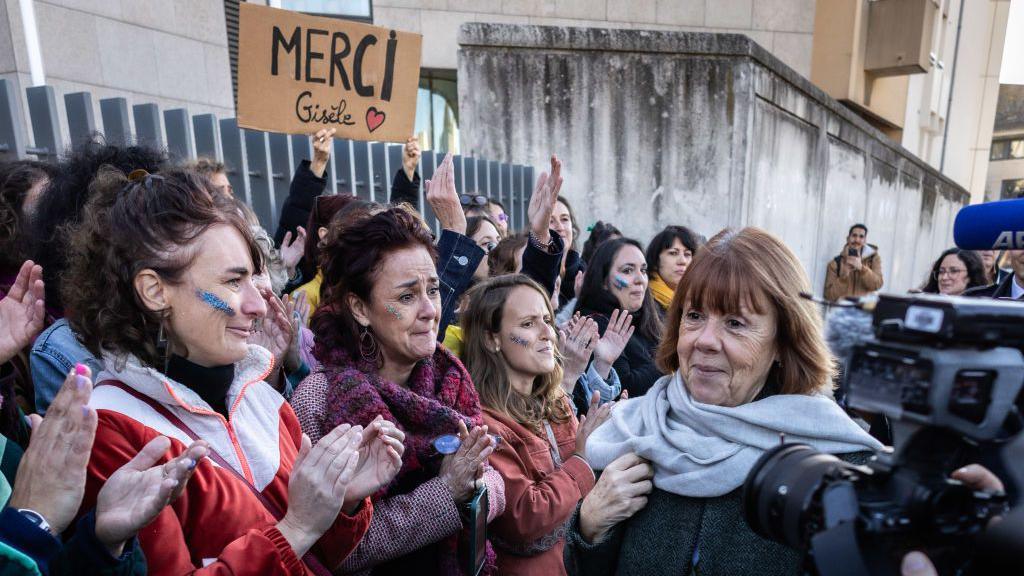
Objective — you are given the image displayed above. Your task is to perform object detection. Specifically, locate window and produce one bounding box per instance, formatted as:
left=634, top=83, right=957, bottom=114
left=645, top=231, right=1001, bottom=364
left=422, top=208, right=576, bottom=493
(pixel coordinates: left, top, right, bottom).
left=991, top=138, right=1024, bottom=161
left=415, top=70, right=460, bottom=155
left=278, top=0, right=372, bottom=21
left=1001, top=179, right=1024, bottom=200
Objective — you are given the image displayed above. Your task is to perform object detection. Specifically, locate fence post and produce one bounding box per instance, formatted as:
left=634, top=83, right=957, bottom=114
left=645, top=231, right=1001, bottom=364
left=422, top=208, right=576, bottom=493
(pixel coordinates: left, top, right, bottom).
left=220, top=118, right=251, bottom=206
left=464, top=157, right=477, bottom=195
left=164, top=108, right=195, bottom=161
left=500, top=164, right=512, bottom=221
left=99, top=98, right=132, bottom=146
left=0, top=79, right=27, bottom=161
left=420, top=150, right=439, bottom=236
left=244, top=129, right=277, bottom=232
left=453, top=155, right=464, bottom=193
left=26, top=85, right=63, bottom=160
left=352, top=140, right=371, bottom=201
left=193, top=114, right=220, bottom=160
left=488, top=160, right=501, bottom=206
left=386, top=143, right=403, bottom=196
left=371, top=142, right=387, bottom=203
left=133, top=103, right=164, bottom=149
left=268, top=132, right=293, bottom=224
left=333, top=139, right=354, bottom=195
left=511, top=165, right=524, bottom=231
left=64, top=92, right=96, bottom=150
left=521, top=165, right=534, bottom=232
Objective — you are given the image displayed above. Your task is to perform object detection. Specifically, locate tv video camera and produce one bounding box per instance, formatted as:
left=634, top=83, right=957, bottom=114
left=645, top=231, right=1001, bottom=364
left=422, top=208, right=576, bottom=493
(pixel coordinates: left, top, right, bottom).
left=743, top=293, right=1024, bottom=575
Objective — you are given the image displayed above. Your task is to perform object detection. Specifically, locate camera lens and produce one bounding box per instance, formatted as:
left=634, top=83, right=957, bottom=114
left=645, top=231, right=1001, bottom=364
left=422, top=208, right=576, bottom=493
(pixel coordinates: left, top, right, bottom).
left=742, top=443, right=851, bottom=549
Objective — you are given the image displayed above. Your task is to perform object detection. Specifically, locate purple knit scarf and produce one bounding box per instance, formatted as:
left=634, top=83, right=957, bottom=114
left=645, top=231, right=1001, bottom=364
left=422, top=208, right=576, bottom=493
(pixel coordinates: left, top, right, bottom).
left=320, top=344, right=496, bottom=575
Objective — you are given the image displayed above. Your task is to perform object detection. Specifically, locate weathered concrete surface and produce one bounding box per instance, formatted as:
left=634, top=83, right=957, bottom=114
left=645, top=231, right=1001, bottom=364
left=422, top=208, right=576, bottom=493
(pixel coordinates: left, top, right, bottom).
left=457, top=24, right=969, bottom=295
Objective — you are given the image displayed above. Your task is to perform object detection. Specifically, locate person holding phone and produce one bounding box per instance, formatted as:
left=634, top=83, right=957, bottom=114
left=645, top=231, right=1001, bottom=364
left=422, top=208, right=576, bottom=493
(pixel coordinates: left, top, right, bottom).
left=824, top=223, right=884, bottom=302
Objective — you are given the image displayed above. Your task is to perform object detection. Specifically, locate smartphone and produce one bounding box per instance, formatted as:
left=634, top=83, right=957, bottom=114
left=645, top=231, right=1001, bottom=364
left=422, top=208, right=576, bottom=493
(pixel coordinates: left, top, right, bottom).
left=847, top=247, right=858, bottom=257
left=460, top=484, right=489, bottom=576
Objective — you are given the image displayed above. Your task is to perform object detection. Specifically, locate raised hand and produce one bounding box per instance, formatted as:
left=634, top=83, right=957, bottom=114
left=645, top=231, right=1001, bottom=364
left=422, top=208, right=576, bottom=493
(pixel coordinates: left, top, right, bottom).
left=438, top=421, right=496, bottom=504
left=95, top=436, right=209, bottom=557
left=578, top=453, right=653, bottom=543
left=310, top=128, right=336, bottom=178
left=402, top=137, right=421, bottom=181
left=527, top=155, right=563, bottom=244
left=593, top=309, right=634, bottom=378
left=279, top=226, right=307, bottom=279
left=559, top=317, right=599, bottom=391
left=574, top=392, right=614, bottom=458
left=250, top=288, right=294, bottom=371
left=0, top=260, right=45, bottom=363
left=425, top=154, right=466, bottom=235
left=8, top=365, right=97, bottom=536
left=278, top=425, right=362, bottom=557
left=344, top=415, right=405, bottom=509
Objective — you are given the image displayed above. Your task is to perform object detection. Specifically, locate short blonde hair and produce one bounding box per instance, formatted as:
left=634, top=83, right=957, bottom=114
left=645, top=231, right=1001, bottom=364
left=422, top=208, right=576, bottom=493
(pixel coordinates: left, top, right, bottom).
left=656, top=227, right=835, bottom=395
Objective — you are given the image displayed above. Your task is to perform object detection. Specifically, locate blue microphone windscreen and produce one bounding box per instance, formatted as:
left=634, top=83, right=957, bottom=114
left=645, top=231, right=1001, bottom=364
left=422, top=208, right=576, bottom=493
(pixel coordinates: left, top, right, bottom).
left=953, top=198, right=1024, bottom=250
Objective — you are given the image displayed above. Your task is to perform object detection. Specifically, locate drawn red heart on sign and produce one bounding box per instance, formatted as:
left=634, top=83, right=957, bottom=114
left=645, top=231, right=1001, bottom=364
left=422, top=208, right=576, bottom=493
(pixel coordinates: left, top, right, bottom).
left=366, top=107, right=386, bottom=133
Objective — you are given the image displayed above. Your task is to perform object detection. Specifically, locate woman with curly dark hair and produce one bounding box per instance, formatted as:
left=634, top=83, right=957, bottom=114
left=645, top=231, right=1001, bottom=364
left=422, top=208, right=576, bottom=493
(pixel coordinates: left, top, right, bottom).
left=920, top=248, right=988, bottom=296
left=63, top=167, right=402, bottom=575
left=291, top=206, right=505, bottom=575
left=0, top=160, right=56, bottom=284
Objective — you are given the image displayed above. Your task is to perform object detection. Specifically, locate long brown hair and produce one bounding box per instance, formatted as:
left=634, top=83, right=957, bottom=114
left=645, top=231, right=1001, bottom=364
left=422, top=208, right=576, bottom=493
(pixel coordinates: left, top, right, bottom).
left=656, top=227, right=835, bottom=395
left=462, top=274, right=569, bottom=432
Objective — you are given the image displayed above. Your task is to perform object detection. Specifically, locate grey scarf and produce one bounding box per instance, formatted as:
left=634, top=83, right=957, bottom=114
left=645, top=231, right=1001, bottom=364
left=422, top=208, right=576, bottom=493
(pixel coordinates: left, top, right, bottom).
left=586, top=371, right=884, bottom=497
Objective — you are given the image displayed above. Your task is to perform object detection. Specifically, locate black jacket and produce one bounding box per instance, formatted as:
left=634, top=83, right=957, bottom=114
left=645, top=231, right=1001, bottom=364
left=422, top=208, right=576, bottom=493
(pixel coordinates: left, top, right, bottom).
left=273, top=160, right=327, bottom=248
left=578, top=294, right=663, bottom=398
left=388, top=168, right=421, bottom=209
left=963, top=273, right=1019, bottom=299
left=559, top=250, right=585, bottom=304
left=520, top=231, right=566, bottom=297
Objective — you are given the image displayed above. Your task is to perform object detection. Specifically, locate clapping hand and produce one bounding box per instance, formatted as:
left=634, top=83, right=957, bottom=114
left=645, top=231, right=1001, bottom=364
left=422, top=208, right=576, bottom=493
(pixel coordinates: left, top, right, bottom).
left=95, top=436, right=209, bottom=557
left=438, top=421, right=496, bottom=504
left=593, top=309, right=634, bottom=379
left=574, top=392, right=614, bottom=458
left=0, top=260, right=45, bottom=363
left=279, top=226, right=307, bottom=280
left=559, top=315, right=599, bottom=389
left=425, top=153, right=466, bottom=235
left=527, top=155, right=563, bottom=244
left=343, top=415, right=405, bottom=510
left=250, top=288, right=294, bottom=374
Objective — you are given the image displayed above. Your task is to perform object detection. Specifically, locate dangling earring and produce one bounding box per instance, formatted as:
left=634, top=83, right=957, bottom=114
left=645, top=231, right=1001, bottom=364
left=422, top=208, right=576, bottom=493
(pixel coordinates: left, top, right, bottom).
left=156, top=320, right=169, bottom=374
left=359, top=325, right=379, bottom=364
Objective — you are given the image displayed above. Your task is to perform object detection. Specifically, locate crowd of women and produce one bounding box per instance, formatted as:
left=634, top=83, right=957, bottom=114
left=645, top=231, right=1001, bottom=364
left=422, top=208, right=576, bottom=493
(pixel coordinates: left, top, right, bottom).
left=0, top=128, right=1011, bottom=576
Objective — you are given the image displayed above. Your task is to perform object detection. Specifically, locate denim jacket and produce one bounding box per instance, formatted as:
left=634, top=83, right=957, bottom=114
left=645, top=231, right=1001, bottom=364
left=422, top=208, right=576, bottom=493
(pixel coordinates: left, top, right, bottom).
left=30, top=319, right=102, bottom=415
left=571, top=364, right=622, bottom=416
left=435, top=229, right=485, bottom=339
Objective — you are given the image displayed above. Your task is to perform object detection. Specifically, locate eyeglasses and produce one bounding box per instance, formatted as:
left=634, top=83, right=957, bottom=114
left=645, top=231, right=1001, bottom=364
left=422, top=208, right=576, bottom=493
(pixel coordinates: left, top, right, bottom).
left=495, top=212, right=508, bottom=223
left=933, top=268, right=966, bottom=279
left=460, top=194, right=488, bottom=207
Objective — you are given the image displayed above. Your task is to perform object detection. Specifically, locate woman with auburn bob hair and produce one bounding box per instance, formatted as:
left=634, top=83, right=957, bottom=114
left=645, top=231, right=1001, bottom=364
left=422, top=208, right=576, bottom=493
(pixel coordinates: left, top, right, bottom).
left=63, top=168, right=404, bottom=575
left=563, top=228, right=882, bottom=576
left=460, top=274, right=615, bottom=575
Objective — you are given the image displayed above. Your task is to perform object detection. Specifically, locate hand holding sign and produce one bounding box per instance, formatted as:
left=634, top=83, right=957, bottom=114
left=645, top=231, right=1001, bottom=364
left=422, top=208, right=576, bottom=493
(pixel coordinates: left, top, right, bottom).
left=237, top=4, right=422, bottom=143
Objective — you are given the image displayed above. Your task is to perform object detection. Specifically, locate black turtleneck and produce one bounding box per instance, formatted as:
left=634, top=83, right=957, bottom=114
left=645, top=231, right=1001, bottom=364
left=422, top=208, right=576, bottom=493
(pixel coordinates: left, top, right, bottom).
left=166, top=355, right=235, bottom=419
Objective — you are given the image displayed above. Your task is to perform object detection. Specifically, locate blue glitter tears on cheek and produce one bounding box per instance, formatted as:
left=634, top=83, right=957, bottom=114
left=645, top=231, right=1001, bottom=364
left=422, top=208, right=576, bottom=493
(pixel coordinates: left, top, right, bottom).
left=509, top=335, right=530, bottom=347
left=196, top=290, right=236, bottom=317
left=613, top=275, right=630, bottom=290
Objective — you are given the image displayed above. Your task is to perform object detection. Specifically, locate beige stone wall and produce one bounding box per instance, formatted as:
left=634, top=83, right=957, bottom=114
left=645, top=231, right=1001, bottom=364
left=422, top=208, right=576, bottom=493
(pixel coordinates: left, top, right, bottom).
left=1, top=0, right=234, bottom=147
left=373, top=0, right=816, bottom=77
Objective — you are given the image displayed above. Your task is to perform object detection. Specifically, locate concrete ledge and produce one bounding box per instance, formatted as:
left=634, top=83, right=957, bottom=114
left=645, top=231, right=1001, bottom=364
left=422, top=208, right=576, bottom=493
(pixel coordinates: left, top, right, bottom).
left=458, top=22, right=968, bottom=203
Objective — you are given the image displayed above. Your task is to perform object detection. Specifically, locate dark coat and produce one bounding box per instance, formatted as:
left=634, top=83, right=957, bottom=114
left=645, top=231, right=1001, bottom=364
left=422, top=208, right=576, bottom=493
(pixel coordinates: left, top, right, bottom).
left=272, top=160, right=327, bottom=248
left=559, top=250, right=585, bottom=304
left=388, top=168, right=421, bottom=209
left=563, top=452, right=872, bottom=576
left=578, top=299, right=662, bottom=398
left=962, top=272, right=1018, bottom=299
left=521, top=231, right=566, bottom=297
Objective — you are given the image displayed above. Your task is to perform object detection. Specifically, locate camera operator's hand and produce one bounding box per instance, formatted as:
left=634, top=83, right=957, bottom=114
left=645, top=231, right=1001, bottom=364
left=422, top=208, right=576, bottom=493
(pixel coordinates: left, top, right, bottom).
left=901, top=551, right=937, bottom=576
left=952, top=464, right=1004, bottom=494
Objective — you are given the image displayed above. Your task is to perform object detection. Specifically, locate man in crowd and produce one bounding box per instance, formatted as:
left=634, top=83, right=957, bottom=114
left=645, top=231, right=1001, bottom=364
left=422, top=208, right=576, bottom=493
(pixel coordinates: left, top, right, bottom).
left=824, top=223, right=884, bottom=302
left=965, top=249, right=1024, bottom=300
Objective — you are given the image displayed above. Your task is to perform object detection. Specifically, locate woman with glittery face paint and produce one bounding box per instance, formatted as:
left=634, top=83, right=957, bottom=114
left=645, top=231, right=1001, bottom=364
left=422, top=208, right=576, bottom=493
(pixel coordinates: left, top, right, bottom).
left=62, top=167, right=402, bottom=574
left=460, top=274, right=615, bottom=575
left=574, top=238, right=664, bottom=397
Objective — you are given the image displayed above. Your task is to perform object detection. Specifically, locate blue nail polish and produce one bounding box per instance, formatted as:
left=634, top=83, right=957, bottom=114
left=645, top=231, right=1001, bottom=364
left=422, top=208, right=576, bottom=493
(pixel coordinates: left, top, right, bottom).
left=187, top=459, right=196, bottom=470
left=76, top=375, right=89, bottom=390
left=82, top=406, right=90, bottom=418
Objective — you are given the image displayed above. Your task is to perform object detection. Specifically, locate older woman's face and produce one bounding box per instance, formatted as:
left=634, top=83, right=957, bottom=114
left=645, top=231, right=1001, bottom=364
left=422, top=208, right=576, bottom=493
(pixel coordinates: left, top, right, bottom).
left=471, top=220, right=501, bottom=281
left=605, top=244, right=648, bottom=313
left=155, top=224, right=267, bottom=367
left=355, top=245, right=440, bottom=367
left=495, top=286, right=557, bottom=390
left=677, top=300, right=778, bottom=407
left=658, top=238, right=693, bottom=289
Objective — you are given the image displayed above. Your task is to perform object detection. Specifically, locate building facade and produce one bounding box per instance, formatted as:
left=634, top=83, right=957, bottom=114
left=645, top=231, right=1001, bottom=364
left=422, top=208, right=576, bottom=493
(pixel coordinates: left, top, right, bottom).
left=986, top=83, right=1024, bottom=200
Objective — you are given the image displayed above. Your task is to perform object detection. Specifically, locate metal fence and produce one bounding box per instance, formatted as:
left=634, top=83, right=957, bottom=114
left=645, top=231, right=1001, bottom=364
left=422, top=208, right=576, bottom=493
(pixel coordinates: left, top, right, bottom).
left=0, top=79, right=535, bottom=235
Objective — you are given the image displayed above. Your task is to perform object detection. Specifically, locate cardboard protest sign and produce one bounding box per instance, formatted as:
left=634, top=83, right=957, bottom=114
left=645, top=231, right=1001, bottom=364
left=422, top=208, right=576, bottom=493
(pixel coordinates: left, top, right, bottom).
left=237, top=3, right=422, bottom=143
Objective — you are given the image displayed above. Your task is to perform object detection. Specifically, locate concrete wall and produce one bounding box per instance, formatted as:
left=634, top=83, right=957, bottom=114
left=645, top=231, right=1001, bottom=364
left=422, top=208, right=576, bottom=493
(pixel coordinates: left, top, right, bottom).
left=373, top=0, right=816, bottom=78
left=457, top=24, right=969, bottom=296
left=0, top=0, right=233, bottom=148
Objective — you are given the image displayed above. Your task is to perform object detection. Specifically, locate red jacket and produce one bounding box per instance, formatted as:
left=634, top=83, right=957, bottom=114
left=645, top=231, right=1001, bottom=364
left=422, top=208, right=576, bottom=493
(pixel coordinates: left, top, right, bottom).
left=80, top=346, right=372, bottom=575
left=483, top=399, right=596, bottom=576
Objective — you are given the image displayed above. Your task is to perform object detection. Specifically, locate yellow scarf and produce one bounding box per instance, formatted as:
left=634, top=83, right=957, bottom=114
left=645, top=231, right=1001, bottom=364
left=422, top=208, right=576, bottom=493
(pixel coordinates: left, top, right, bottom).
left=649, top=272, right=675, bottom=309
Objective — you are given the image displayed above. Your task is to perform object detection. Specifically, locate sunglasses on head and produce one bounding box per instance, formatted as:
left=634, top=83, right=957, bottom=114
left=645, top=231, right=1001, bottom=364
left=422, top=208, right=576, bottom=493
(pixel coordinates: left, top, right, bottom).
left=460, top=194, right=488, bottom=207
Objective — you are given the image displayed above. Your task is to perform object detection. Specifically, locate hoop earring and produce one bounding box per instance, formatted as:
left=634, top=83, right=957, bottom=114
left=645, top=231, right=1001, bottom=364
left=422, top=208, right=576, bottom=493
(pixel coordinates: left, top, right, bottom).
left=359, top=325, right=379, bottom=364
